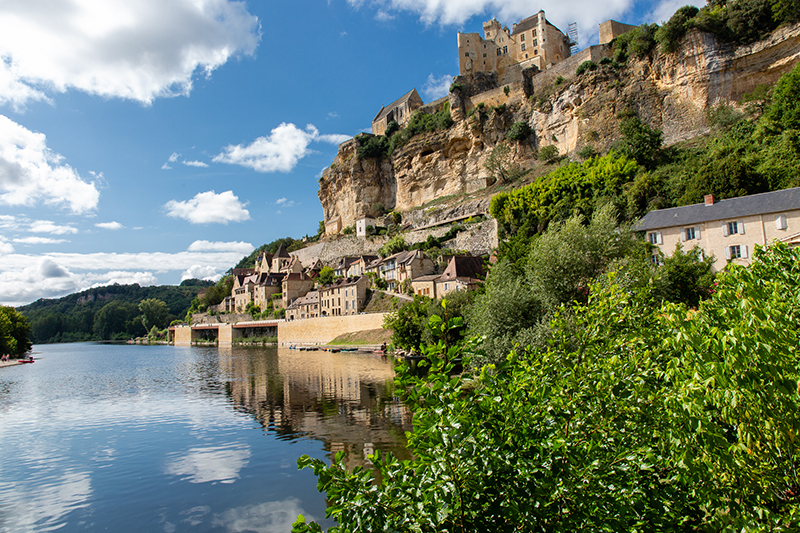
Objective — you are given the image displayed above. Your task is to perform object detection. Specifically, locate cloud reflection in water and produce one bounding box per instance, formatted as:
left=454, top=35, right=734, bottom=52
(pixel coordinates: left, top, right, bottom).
left=164, top=444, right=250, bottom=484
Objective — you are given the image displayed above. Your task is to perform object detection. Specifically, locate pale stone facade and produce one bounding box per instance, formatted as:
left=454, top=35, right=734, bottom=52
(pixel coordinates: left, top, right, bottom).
left=637, top=189, right=800, bottom=271
left=457, top=11, right=571, bottom=77
left=319, top=277, right=369, bottom=317
left=371, top=89, right=424, bottom=136
left=598, top=19, right=637, bottom=45
left=286, top=291, right=320, bottom=321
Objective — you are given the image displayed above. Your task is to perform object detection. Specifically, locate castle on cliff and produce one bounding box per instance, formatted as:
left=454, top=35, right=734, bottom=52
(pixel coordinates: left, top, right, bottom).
left=457, top=11, right=572, bottom=78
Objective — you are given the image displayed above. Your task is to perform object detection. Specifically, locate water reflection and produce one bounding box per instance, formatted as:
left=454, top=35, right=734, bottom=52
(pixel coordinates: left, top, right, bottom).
left=218, top=347, right=413, bottom=469
left=164, top=444, right=251, bottom=484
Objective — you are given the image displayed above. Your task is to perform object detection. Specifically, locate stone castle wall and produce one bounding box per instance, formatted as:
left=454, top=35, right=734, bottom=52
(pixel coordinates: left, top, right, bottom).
left=278, top=313, right=388, bottom=346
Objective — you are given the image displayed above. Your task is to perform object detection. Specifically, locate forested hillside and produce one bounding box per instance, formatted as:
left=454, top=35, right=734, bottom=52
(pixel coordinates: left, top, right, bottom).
left=18, top=279, right=212, bottom=343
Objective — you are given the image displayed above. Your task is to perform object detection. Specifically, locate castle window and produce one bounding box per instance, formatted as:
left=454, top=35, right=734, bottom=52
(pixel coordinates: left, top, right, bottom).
left=533, top=39, right=538, bottom=46
left=503, top=46, right=508, bottom=54
left=521, top=44, right=526, bottom=51
left=483, top=53, right=486, bottom=58
left=521, top=34, right=525, bottom=41
left=465, top=53, right=469, bottom=57
left=497, top=48, right=502, bottom=56
left=532, top=29, right=537, bottom=36
left=534, top=49, right=538, bottom=55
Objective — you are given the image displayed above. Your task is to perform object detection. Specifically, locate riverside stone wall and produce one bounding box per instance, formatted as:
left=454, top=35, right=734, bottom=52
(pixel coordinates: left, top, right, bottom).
left=278, top=313, right=388, bottom=346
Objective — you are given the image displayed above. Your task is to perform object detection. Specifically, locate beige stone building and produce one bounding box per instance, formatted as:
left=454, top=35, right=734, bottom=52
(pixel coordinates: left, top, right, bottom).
left=286, top=290, right=319, bottom=321
left=377, top=249, right=436, bottom=292
left=319, top=277, right=370, bottom=317
left=371, top=89, right=424, bottom=136
left=282, top=272, right=315, bottom=309
left=411, top=256, right=485, bottom=299
left=637, top=189, right=800, bottom=271
left=457, top=10, right=571, bottom=77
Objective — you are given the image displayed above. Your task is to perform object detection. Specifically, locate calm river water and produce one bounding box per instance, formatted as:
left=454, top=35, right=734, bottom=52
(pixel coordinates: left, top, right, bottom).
left=0, top=343, right=411, bottom=532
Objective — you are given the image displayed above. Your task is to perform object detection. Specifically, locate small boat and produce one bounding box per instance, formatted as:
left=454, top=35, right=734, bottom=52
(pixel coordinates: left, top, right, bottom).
left=19, top=359, right=35, bottom=364
left=340, top=348, right=357, bottom=352
left=329, top=348, right=341, bottom=353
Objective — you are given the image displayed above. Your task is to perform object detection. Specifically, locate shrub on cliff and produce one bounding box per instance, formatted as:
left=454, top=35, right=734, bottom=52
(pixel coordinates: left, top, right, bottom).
left=575, top=60, right=597, bottom=76
left=655, top=5, right=699, bottom=53
left=356, top=134, right=390, bottom=160
left=505, top=121, right=532, bottom=142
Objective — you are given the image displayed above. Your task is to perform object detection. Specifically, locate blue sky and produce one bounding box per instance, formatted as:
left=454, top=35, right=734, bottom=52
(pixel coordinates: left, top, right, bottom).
left=0, top=0, right=696, bottom=306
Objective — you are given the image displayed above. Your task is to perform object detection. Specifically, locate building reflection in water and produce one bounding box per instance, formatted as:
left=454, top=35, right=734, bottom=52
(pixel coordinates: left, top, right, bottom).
left=218, top=346, right=413, bottom=469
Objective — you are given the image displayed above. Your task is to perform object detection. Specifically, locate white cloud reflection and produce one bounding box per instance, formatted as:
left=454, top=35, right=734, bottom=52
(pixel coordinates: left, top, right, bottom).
left=212, top=498, right=315, bottom=533
left=164, top=444, right=250, bottom=484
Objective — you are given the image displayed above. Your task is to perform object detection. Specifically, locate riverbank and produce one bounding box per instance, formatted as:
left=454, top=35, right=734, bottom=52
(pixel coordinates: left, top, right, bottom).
left=0, top=359, right=27, bottom=368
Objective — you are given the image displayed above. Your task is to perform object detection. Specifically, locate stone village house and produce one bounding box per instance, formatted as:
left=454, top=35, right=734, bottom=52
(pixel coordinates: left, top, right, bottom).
left=319, top=276, right=370, bottom=317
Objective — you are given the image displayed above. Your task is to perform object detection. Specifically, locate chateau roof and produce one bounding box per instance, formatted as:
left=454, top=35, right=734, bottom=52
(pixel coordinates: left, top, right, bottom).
left=373, top=88, right=422, bottom=123
left=512, top=14, right=540, bottom=35
left=274, top=244, right=290, bottom=258
left=636, top=187, right=800, bottom=231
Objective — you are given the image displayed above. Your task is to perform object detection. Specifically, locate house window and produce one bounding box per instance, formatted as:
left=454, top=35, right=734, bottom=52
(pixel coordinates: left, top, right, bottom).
left=685, top=227, right=696, bottom=241
left=648, top=231, right=662, bottom=245
left=497, top=48, right=502, bottom=56
left=729, top=245, right=741, bottom=259
left=534, top=49, right=538, bottom=55
left=727, top=221, right=739, bottom=235
left=444, top=283, right=450, bottom=291
left=650, top=254, right=663, bottom=266
left=521, top=44, right=526, bottom=51
left=503, top=46, right=508, bottom=54
left=521, top=34, right=525, bottom=41
left=532, top=29, right=537, bottom=36
left=533, top=39, right=538, bottom=46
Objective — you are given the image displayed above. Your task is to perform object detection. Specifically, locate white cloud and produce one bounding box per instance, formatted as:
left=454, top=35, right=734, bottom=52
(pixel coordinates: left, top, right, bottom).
left=182, top=160, right=209, bottom=168
left=274, top=198, right=297, bottom=207
left=0, top=238, right=13, bottom=254
left=161, top=162, right=172, bottom=170
left=12, top=237, right=67, bottom=245
left=0, top=0, right=261, bottom=107
left=0, top=115, right=100, bottom=214
left=346, top=0, right=637, bottom=47
left=423, top=73, right=453, bottom=100
left=29, top=220, right=79, bottom=235
left=164, top=190, right=250, bottom=224
left=327, top=111, right=339, bottom=119
left=187, top=240, right=254, bottom=254
left=0, top=248, right=246, bottom=306
left=181, top=265, right=221, bottom=281
left=214, top=123, right=350, bottom=173
left=95, top=221, right=123, bottom=230
left=169, top=152, right=180, bottom=163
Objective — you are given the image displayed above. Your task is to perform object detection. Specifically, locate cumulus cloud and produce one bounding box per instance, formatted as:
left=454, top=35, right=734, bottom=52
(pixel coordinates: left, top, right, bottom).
left=648, top=0, right=703, bottom=24
left=0, top=238, right=13, bottom=254
left=29, top=220, right=79, bottom=235
left=12, top=237, right=67, bottom=245
left=164, top=190, right=250, bottom=224
left=0, top=0, right=261, bottom=107
left=187, top=240, right=254, bottom=254
left=212, top=498, right=316, bottom=533
left=0, top=116, right=100, bottom=214
left=346, top=0, right=637, bottom=47
left=181, top=265, right=221, bottom=281
left=95, top=221, right=123, bottom=230
left=0, top=247, right=246, bottom=306
left=165, top=444, right=250, bottom=484
left=182, top=160, right=209, bottom=168
left=423, top=73, right=454, bottom=100
left=214, top=123, right=350, bottom=173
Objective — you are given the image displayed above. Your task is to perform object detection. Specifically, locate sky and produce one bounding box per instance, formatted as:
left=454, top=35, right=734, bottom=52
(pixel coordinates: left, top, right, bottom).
left=0, top=0, right=699, bottom=307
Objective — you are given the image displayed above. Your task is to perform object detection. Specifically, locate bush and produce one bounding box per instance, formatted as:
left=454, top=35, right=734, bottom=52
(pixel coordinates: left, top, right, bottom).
left=655, top=5, right=699, bottom=53
left=356, top=134, right=390, bottom=159
left=492, top=104, right=506, bottom=115
left=379, top=235, right=406, bottom=257
left=538, top=144, right=560, bottom=163
left=575, top=60, right=597, bottom=76
left=503, top=85, right=510, bottom=95
left=505, top=121, right=532, bottom=142
left=613, top=23, right=657, bottom=62
left=384, top=120, right=400, bottom=138
left=577, top=145, right=598, bottom=159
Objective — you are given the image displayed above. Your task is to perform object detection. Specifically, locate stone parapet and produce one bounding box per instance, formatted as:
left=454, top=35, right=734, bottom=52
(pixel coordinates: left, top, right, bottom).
left=278, top=313, right=389, bottom=346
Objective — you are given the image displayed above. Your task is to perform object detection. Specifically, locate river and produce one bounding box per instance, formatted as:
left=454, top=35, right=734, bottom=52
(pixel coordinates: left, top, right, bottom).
left=0, top=343, right=411, bottom=532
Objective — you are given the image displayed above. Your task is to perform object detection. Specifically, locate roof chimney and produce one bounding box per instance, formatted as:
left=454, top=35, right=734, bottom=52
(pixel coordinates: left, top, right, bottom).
left=704, top=194, right=715, bottom=206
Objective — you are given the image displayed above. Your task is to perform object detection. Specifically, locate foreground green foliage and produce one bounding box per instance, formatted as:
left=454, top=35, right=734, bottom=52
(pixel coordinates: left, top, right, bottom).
left=296, top=242, right=800, bottom=532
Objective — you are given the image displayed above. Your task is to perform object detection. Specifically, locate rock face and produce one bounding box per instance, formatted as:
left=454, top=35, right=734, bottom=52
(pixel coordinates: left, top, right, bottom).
left=319, top=24, right=800, bottom=233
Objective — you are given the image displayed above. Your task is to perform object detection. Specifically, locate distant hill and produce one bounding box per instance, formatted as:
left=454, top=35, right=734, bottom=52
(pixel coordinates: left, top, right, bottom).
left=18, top=279, right=213, bottom=344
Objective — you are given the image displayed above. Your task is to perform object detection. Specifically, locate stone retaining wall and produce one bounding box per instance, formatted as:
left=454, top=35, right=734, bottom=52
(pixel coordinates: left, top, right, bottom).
left=278, top=313, right=388, bottom=346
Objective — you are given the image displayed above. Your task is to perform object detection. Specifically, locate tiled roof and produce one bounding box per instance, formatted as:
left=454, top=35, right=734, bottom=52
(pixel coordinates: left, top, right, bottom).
left=440, top=256, right=485, bottom=281
left=273, top=244, right=290, bottom=258
left=636, top=187, right=800, bottom=231
left=512, top=14, right=539, bottom=35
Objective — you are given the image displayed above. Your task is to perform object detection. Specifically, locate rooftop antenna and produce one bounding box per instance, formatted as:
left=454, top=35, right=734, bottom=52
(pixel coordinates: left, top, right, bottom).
left=568, top=22, right=579, bottom=54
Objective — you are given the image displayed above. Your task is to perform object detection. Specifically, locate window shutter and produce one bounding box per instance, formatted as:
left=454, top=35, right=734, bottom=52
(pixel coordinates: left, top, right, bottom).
left=722, top=223, right=729, bottom=237
left=742, top=245, right=748, bottom=259
left=681, top=230, right=687, bottom=242
left=776, top=214, right=787, bottom=230
left=657, top=231, right=663, bottom=245
left=695, top=227, right=701, bottom=240
left=725, top=247, right=731, bottom=260
left=738, top=221, right=745, bottom=235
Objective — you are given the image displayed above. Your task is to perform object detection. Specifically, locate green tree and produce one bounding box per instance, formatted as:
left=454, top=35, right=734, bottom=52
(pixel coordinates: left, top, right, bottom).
left=484, top=142, right=521, bottom=183
left=619, top=116, right=663, bottom=167
left=317, top=266, right=335, bottom=286
left=93, top=300, right=142, bottom=340
left=764, top=62, right=800, bottom=131
left=379, top=235, right=406, bottom=257
left=652, top=243, right=716, bottom=307
left=139, top=298, right=169, bottom=331
left=296, top=242, right=800, bottom=532
left=382, top=296, right=430, bottom=350
left=0, top=307, right=32, bottom=357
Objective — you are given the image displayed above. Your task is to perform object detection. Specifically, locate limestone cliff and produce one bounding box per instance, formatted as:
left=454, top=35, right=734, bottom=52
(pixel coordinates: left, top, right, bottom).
left=319, top=24, right=800, bottom=234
